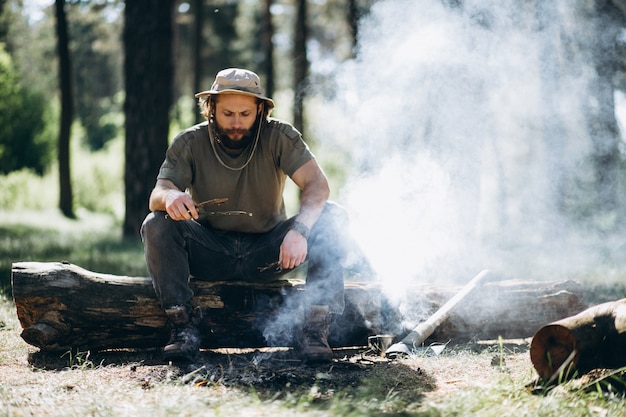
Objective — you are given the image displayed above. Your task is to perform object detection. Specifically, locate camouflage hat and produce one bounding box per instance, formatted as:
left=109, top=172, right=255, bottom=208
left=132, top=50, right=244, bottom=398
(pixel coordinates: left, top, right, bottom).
left=195, top=68, right=275, bottom=109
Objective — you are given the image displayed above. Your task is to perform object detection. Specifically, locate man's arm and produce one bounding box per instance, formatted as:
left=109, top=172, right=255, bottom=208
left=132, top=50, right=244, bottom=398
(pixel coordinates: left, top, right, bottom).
left=290, top=159, right=330, bottom=229
left=279, top=159, right=330, bottom=270
left=149, top=179, right=198, bottom=220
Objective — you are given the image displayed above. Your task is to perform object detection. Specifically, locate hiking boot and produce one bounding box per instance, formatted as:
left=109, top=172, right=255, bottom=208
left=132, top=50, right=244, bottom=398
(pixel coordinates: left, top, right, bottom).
left=163, top=305, right=200, bottom=362
left=297, top=305, right=333, bottom=363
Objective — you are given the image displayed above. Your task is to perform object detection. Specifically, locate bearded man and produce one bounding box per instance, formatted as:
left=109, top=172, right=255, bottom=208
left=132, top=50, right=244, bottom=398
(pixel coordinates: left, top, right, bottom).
left=141, top=68, right=351, bottom=362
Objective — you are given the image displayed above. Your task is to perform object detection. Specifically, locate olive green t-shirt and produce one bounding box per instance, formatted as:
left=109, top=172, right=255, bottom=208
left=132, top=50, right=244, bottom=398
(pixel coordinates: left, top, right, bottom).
left=157, top=119, right=313, bottom=233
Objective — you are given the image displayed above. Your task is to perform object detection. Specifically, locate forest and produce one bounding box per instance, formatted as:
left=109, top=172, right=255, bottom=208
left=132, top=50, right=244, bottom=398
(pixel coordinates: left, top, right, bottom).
left=2, top=0, right=626, bottom=282
left=0, top=0, right=367, bottom=233
left=4, top=2, right=626, bottom=416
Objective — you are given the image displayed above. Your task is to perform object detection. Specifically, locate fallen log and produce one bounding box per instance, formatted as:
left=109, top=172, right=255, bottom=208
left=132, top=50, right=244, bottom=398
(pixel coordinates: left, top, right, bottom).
left=530, top=299, right=626, bottom=381
left=430, top=279, right=586, bottom=341
left=11, top=262, right=588, bottom=352
left=11, top=262, right=389, bottom=352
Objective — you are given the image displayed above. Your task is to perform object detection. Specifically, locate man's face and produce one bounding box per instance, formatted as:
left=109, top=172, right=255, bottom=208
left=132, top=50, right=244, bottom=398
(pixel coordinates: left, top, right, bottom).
left=214, top=94, right=261, bottom=145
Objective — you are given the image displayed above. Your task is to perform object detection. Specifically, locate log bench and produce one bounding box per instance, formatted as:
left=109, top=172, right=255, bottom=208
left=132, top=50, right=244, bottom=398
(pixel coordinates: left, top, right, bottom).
left=11, top=262, right=587, bottom=353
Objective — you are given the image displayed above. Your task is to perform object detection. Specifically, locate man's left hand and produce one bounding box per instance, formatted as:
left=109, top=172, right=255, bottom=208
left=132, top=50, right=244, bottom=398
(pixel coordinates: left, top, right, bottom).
left=279, top=230, right=308, bottom=270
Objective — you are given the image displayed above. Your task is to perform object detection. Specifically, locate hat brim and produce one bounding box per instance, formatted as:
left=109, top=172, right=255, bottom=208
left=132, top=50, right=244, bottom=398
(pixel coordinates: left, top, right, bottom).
left=195, top=89, right=275, bottom=109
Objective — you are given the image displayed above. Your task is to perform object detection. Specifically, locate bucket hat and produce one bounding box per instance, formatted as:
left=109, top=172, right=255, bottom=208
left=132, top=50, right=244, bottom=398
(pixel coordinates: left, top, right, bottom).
left=195, top=68, right=275, bottom=109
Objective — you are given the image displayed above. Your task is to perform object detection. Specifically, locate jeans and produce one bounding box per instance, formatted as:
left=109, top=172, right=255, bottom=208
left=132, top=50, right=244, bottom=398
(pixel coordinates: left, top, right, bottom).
left=141, top=201, right=347, bottom=315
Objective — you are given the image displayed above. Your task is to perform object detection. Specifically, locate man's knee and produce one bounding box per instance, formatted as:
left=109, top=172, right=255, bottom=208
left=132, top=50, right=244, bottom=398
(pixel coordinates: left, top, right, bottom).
left=140, top=211, right=170, bottom=242
left=317, top=201, right=348, bottom=231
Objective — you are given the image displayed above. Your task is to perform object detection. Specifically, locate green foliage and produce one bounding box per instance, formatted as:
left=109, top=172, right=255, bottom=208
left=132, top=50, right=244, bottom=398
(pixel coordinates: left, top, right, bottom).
left=71, top=130, right=125, bottom=217
left=0, top=132, right=125, bottom=218
left=68, top=3, right=123, bottom=150
left=0, top=43, right=54, bottom=175
left=0, top=168, right=58, bottom=210
left=0, top=210, right=147, bottom=292
left=62, top=349, right=96, bottom=370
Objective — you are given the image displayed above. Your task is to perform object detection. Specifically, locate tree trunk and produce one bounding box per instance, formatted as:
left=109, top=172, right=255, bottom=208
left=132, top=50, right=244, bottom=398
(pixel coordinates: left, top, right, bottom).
left=347, top=0, right=359, bottom=55
left=588, top=1, right=622, bottom=220
left=55, top=0, right=74, bottom=219
left=293, top=0, right=308, bottom=133
left=192, top=0, right=203, bottom=125
left=123, top=0, right=175, bottom=238
left=530, top=299, right=626, bottom=381
left=262, top=0, right=275, bottom=99
left=11, top=262, right=587, bottom=353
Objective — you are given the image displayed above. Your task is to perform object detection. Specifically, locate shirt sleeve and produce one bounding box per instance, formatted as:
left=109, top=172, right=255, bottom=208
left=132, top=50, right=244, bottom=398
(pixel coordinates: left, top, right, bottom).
left=271, top=121, right=314, bottom=177
left=157, top=131, right=194, bottom=191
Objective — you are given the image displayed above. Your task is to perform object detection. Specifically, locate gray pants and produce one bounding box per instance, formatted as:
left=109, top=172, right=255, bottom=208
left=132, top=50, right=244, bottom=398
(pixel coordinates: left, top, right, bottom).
left=140, top=202, right=347, bottom=315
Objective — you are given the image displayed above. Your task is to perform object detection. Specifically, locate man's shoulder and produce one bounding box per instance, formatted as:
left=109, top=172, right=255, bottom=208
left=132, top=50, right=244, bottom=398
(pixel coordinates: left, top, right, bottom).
left=175, top=121, right=209, bottom=140
left=266, top=118, right=300, bottom=135
left=168, top=122, right=208, bottom=150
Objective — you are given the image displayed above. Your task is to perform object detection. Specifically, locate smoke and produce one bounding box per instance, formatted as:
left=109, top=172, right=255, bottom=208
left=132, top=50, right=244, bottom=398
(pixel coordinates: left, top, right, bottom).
left=313, top=0, right=626, bottom=291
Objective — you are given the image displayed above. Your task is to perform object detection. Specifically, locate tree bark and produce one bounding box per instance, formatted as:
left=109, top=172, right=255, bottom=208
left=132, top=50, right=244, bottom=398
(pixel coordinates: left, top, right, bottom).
left=530, top=299, right=626, bottom=381
left=262, top=0, right=275, bottom=99
left=123, top=0, right=175, bottom=238
left=293, top=0, right=308, bottom=133
left=586, top=1, right=622, bottom=220
left=192, top=0, right=203, bottom=125
left=11, top=262, right=386, bottom=352
left=429, top=279, right=586, bottom=341
left=55, top=0, right=74, bottom=218
left=347, top=0, right=359, bottom=55
left=11, top=262, right=587, bottom=353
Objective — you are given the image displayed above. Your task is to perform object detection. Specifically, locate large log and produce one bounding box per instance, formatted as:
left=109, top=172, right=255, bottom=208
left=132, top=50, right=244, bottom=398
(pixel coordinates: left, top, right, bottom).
left=430, top=279, right=587, bottom=341
left=530, top=299, right=626, bottom=381
left=11, top=262, right=587, bottom=352
left=11, top=262, right=388, bottom=352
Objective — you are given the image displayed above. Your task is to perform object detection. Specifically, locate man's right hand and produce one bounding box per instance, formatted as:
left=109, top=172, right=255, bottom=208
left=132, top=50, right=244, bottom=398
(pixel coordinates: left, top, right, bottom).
left=164, top=190, right=198, bottom=220
left=149, top=179, right=198, bottom=220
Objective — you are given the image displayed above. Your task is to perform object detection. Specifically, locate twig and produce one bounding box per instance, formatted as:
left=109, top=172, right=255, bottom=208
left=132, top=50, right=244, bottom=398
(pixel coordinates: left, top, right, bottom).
left=258, top=261, right=282, bottom=273
left=202, top=211, right=253, bottom=217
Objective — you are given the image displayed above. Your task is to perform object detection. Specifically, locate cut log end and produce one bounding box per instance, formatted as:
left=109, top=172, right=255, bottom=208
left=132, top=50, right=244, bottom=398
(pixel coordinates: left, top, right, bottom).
left=530, top=324, right=579, bottom=380
left=21, top=323, right=60, bottom=348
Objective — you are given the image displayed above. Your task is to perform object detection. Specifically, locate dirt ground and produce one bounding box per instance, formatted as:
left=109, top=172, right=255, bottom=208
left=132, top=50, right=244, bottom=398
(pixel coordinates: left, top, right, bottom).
left=5, top=281, right=626, bottom=416
left=6, top=337, right=534, bottom=407
left=3, top=309, right=625, bottom=417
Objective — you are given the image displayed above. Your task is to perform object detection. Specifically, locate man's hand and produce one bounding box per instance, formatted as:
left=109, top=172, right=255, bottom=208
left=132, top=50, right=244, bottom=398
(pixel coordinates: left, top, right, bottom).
left=149, top=179, right=198, bottom=221
left=279, top=229, right=308, bottom=270
left=276, top=159, right=329, bottom=270
left=164, top=190, right=198, bottom=220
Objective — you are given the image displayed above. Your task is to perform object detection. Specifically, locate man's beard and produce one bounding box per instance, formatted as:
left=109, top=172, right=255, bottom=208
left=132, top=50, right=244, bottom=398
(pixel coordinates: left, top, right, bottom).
left=214, top=120, right=259, bottom=152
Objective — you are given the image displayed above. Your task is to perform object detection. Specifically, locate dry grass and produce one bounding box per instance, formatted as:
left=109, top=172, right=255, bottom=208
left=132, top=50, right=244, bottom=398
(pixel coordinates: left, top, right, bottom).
left=3, top=288, right=624, bottom=417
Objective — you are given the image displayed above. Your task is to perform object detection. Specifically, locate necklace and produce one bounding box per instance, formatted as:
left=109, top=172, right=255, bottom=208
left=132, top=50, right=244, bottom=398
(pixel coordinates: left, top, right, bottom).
left=208, top=119, right=261, bottom=171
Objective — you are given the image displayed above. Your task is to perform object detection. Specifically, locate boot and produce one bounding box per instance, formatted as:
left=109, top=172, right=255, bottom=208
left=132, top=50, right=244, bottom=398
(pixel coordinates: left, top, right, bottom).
left=297, top=305, right=333, bottom=363
left=163, top=305, right=200, bottom=362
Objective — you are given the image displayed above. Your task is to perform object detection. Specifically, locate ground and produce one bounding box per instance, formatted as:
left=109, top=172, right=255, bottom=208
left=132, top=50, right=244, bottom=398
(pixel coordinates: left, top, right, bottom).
left=3, top=280, right=626, bottom=416
left=3, top=212, right=626, bottom=415
left=2, top=297, right=626, bottom=417
left=0, top=304, right=535, bottom=417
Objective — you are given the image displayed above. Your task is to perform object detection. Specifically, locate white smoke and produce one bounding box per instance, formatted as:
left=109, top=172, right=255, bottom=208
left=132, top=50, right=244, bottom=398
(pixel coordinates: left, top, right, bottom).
left=313, top=0, right=626, bottom=291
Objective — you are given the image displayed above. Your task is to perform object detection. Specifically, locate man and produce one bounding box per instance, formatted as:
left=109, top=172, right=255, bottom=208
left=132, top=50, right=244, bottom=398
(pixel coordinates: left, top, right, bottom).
left=141, top=68, right=349, bottom=363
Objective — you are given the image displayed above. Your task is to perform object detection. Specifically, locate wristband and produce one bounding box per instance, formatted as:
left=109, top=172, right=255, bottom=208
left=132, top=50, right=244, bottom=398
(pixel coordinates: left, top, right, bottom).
left=290, top=220, right=310, bottom=240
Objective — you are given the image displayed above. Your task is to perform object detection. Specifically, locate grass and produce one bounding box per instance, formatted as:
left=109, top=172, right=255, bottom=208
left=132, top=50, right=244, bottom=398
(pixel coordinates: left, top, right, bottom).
left=1, top=210, right=626, bottom=415
left=1, top=293, right=625, bottom=417
left=0, top=209, right=147, bottom=293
